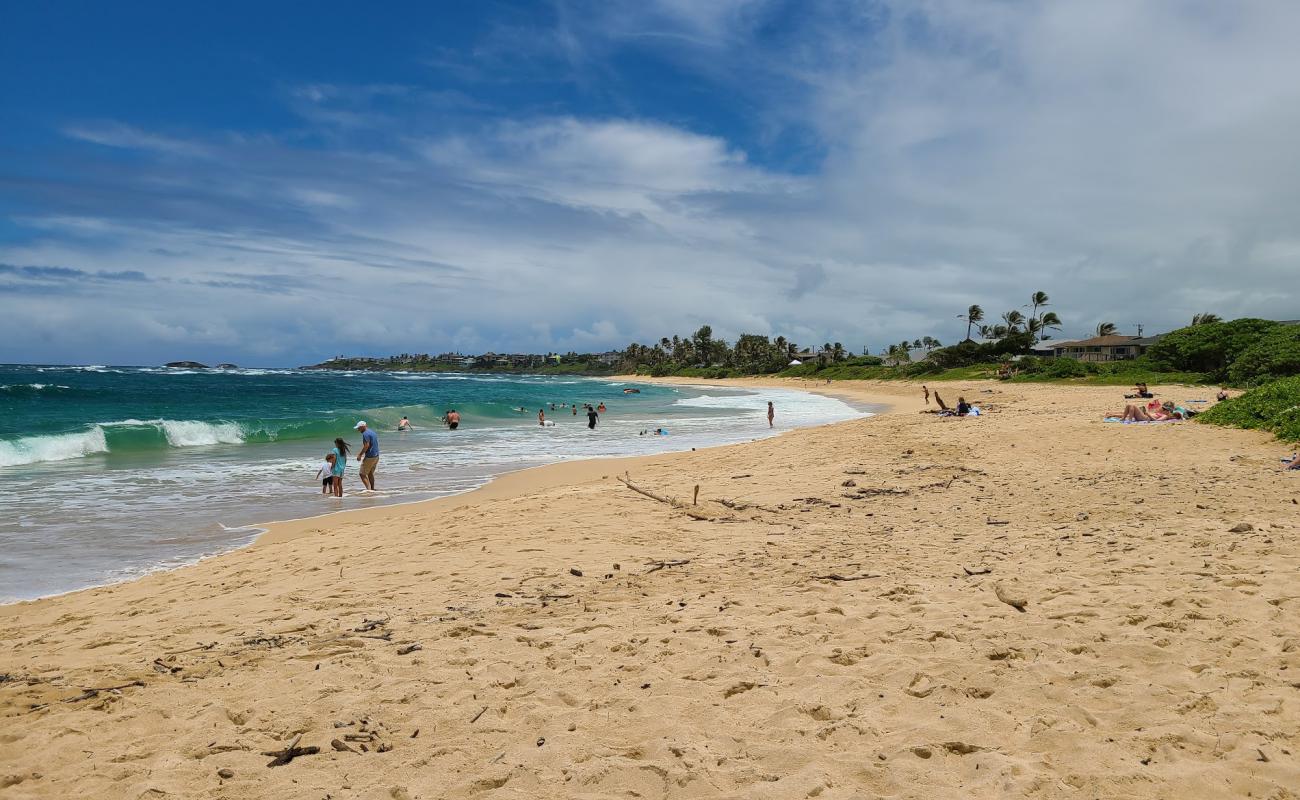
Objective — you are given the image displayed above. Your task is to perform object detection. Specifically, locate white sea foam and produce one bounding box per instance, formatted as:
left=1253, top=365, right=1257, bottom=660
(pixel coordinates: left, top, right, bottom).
left=0, top=427, right=109, bottom=467
left=159, top=420, right=245, bottom=447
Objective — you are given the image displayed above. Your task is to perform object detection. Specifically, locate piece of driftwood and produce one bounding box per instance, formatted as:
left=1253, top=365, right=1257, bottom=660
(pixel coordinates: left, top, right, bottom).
left=63, top=680, right=146, bottom=704
left=354, top=618, right=389, bottom=632
left=619, top=474, right=732, bottom=522
left=963, top=566, right=993, bottom=576
left=470, top=706, right=489, bottom=724
left=263, top=734, right=320, bottom=767
left=359, top=631, right=393, bottom=641
left=331, top=738, right=356, bottom=753
left=164, top=642, right=216, bottom=656
left=994, top=582, right=1028, bottom=612
left=644, top=559, right=691, bottom=574
left=397, top=643, right=422, bottom=655
left=812, top=573, right=880, bottom=582
left=986, top=518, right=1010, bottom=526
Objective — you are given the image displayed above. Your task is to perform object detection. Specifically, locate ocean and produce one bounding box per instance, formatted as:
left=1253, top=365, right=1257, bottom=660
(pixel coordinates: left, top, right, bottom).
left=0, top=365, right=868, bottom=603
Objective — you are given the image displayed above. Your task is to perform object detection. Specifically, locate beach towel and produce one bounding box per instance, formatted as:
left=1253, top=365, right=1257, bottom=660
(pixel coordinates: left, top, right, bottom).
left=1103, top=418, right=1183, bottom=424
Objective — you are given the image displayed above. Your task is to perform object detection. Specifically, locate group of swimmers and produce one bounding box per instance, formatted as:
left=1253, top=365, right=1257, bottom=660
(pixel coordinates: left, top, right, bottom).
left=538, top=402, right=605, bottom=428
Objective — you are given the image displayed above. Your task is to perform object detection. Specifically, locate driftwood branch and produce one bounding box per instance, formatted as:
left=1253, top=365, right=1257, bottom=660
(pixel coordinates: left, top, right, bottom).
left=811, top=573, right=880, bottom=582
left=262, top=734, right=320, bottom=767
left=618, top=474, right=733, bottom=522
left=644, top=559, right=691, bottom=574
left=64, top=680, right=146, bottom=703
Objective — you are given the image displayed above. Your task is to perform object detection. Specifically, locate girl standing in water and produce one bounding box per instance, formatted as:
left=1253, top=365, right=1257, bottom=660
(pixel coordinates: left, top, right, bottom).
left=331, top=437, right=350, bottom=497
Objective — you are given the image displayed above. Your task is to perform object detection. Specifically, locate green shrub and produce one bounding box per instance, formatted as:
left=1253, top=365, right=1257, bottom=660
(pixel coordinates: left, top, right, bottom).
left=1199, top=375, right=1300, bottom=441
left=926, top=332, right=1033, bottom=370
left=1227, top=325, right=1300, bottom=385
left=1041, top=358, right=1099, bottom=378
left=1147, top=318, right=1279, bottom=379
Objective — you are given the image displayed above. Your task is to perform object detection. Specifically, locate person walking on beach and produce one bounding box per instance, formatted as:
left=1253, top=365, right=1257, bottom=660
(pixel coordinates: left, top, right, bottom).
left=767, top=401, right=775, bottom=428
left=587, top=405, right=599, bottom=429
left=331, top=438, right=350, bottom=497
left=354, top=421, right=379, bottom=491
left=923, top=385, right=930, bottom=406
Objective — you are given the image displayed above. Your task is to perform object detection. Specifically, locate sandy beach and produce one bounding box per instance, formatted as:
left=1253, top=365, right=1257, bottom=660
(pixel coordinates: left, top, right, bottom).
left=2, top=378, right=1297, bottom=799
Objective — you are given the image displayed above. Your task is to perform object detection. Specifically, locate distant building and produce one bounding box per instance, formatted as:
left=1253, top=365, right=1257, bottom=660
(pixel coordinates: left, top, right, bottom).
left=1048, top=334, right=1159, bottom=362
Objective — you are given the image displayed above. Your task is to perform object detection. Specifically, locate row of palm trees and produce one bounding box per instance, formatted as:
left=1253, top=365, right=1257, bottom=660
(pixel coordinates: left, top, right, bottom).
left=960, top=291, right=1064, bottom=344
left=959, top=295, right=1225, bottom=344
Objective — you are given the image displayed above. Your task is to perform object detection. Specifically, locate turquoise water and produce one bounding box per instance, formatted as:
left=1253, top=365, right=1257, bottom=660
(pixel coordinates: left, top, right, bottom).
left=0, top=365, right=867, bottom=602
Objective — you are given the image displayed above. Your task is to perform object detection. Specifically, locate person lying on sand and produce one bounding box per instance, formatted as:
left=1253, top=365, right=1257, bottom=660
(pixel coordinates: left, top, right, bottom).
left=1125, top=382, right=1154, bottom=399
left=1217, top=388, right=1230, bottom=402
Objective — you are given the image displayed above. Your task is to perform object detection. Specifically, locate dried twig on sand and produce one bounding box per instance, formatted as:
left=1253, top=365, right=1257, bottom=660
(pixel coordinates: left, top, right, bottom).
left=618, top=474, right=733, bottom=522
left=62, top=680, right=146, bottom=704
left=263, top=734, right=320, bottom=767
left=644, top=559, right=691, bottom=574
left=812, top=573, right=880, bottom=582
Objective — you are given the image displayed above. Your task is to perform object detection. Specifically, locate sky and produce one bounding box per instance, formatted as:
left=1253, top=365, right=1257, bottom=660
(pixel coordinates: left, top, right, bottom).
left=2, top=0, right=1298, bottom=366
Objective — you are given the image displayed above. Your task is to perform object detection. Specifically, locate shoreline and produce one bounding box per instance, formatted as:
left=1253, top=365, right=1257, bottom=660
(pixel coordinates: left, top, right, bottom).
left=0, top=379, right=887, bottom=607
left=254, top=378, right=896, bottom=547
left=3, top=377, right=1296, bottom=799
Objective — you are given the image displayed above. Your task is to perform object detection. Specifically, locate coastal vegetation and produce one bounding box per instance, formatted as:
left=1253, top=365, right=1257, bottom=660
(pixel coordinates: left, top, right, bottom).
left=1199, top=376, right=1300, bottom=441
left=308, top=301, right=1300, bottom=440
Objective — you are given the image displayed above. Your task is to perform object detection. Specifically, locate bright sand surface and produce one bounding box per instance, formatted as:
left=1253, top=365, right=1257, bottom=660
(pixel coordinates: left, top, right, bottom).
left=2, top=378, right=1298, bottom=799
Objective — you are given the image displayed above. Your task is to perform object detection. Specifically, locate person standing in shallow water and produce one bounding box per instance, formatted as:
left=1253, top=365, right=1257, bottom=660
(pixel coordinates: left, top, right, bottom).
left=330, top=438, right=350, bottom=497
left=587, top=405, right=599, bottom=429
left=767, top=401, right=775, bottom=428
left=354, top=421, right=379, bottom=491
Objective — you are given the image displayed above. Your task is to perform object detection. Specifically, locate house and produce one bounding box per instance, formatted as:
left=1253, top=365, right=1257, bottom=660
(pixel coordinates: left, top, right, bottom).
left=1050, top=335, right=1150, bottom=362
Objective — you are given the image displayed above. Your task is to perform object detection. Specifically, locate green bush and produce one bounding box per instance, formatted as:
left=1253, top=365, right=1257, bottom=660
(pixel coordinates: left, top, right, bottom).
left=1146, top=318, right=1279, bottom=379
left=1227, top=325, right=1300, bottom=385
left=926, top=332, right=1033, bottom=370
left=1041, top=358, right=1099, bottom=378
left=1199, top=375, right=1300, bottom=441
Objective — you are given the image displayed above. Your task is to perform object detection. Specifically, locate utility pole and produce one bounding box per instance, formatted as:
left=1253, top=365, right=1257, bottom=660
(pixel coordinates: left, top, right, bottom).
left=1135, top=324, right=1144, bottom=337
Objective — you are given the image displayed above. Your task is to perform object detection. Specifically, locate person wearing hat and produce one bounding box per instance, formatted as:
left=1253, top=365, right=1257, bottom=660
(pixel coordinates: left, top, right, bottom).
left=354, top=420, right=380, bottom=491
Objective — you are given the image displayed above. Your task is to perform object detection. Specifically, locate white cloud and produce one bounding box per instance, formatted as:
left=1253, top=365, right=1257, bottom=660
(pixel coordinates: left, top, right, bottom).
left=6, top=0, right=1300, bottom=365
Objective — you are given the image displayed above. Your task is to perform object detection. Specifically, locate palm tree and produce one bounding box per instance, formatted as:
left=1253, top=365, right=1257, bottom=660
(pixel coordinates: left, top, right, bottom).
left=1095, top=321, right=1118, bottom=337
left=832, top=342, right=845, bottom=361
left=1040, top=311, right=1062, bottom=339
left=964, top=304, right=984, bottom=341
left=1191, top=312, right=1221, bottom=326
left=1028, top=291, right=1050, bottom=343
left=1002, top=310, right=1025, bottom=332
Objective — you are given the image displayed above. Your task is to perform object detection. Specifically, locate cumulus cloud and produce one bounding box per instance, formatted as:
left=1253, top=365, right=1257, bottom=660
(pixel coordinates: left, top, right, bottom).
left=3, top=0, right=1299, bottom=365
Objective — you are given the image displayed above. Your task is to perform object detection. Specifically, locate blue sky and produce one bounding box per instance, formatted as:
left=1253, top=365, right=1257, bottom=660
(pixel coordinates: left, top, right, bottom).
left=2, top=1, right=1299, bottom=366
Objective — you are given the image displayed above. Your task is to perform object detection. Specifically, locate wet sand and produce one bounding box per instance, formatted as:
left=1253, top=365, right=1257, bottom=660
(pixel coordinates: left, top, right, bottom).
left=2, top=379, right=1297, bottom=799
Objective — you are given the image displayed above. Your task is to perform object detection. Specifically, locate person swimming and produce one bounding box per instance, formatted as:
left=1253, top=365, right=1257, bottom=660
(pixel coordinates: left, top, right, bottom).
left=397, top=416, right=412, bottom=431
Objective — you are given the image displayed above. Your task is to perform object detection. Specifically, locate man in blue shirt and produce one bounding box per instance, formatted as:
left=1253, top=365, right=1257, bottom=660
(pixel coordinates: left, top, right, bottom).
left=354, top=420, right=380, bottom=491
